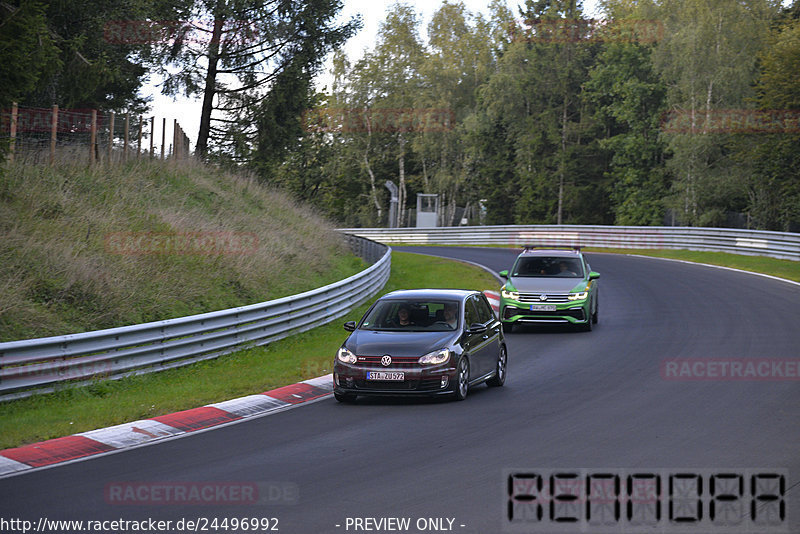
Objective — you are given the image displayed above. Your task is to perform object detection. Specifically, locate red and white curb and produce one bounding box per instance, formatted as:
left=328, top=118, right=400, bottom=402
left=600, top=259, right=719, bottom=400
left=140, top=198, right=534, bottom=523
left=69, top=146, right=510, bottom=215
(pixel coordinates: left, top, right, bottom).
left=0, top=375, right=333, bottom=478
left=484, top=290, right=500, bottom=315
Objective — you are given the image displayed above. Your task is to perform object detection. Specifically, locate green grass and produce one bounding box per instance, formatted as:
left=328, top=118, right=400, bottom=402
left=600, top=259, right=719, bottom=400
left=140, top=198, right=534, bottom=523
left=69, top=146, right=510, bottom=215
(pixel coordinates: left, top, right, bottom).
left=0, top=159, right=362, bottom=341
left=582, top=248, right=800, bottom=282
left=0, top=252, right=499, bottom=450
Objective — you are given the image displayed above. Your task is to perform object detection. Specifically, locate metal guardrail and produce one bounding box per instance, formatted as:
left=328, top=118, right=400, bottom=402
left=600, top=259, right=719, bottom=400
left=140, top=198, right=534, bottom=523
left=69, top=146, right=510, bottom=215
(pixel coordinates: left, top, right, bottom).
left=0, top=236, right=390, bottom=401
left=339, top=225, right=800, bottom=261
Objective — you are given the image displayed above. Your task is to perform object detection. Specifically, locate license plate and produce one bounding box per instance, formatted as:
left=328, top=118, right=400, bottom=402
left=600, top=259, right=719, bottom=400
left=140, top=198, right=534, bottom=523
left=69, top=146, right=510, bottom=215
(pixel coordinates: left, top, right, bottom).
left=366, top=371, right=405, bottom=381
left=530, top=304, right=557, bottom=312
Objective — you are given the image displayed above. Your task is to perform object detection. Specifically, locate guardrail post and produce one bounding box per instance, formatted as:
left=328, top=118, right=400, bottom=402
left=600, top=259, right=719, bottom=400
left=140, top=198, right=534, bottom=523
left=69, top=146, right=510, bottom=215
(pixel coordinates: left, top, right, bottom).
left=49, top=105, right=58, bottom=165
left=9, top=102, right=17, bottom=163
left=108, top=112, right=115, bottom=163
left=90, top=110, right=97, bottom=165
left=123, top=113, right=130, bottom=161
left=137, top=115, right=143, bottom=158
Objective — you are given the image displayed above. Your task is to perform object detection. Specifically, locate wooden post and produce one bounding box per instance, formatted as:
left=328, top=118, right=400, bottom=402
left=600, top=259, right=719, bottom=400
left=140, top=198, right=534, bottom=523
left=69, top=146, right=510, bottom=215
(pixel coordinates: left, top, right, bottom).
left=90, top=109, right=97, bottom=165
left=50, top=105, right=58, bottom=165
left=137, top=116, right=142, bottom=158
left=123, top=113, right=130, bottom=161
left=160, top=117, right=166, bottom=160
left=108, top=112, right=115, bottom=163
left=9, top=102, right=17, bottom=163
left=149, top=116, right=154, bottom=158
left=173, top=119, right=178, bottom=159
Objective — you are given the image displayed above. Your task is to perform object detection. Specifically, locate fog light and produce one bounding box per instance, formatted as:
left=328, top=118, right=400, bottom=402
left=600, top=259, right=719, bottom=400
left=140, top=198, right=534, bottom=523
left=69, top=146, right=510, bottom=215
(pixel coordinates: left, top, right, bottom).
left=346, top=377, right=354, bottom=386
left=440, top=375, right=449, bottom=388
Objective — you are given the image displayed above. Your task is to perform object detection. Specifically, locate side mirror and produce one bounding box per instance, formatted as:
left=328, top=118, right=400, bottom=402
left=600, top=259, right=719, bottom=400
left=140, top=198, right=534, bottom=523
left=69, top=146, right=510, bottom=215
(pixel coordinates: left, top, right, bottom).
left=499, top=270, right=508, bottom=278
left=467, top=323, right=488, bottom=334
left=343, top=321, right=356, bottom=332
left=589, top=271, right=600, bottom=280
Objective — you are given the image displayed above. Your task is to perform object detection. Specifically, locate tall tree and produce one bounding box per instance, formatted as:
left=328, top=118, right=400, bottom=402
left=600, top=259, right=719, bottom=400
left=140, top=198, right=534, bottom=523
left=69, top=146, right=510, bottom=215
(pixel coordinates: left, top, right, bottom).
left=652, top=0, right=779, bottom=226
left=736, top=13, right=800, bottom=230
left=17, top=0, right=156, bottom=110
left=585, top=1, right=668, bottom=225
left=476, top=0, right=605, bottom=225
left=414, top=2, right=495, bottom=225
left=151, top=0, right=359, bottom=157
left=0, top=2, right=59, bottom=110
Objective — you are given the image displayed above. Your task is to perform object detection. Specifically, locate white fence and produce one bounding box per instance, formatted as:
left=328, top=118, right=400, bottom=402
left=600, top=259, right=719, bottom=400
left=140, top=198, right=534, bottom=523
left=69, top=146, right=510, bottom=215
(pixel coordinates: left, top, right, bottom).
left=339, top=225, right=800, bottom=261
left=0, top=236, right=389, bottom=401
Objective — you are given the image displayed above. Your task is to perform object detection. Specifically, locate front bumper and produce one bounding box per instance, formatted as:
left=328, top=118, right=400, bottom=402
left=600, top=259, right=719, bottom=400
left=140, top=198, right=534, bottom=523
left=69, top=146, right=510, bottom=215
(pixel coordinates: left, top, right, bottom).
left=500, top=297, right=590, bottom=324
left=333, top=362, right=457, bottom=396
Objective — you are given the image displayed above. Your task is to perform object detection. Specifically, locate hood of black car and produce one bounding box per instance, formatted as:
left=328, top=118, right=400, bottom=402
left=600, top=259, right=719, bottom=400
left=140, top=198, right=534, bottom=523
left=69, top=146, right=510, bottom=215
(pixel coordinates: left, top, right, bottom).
left=346, top=329, right=459, bottom=357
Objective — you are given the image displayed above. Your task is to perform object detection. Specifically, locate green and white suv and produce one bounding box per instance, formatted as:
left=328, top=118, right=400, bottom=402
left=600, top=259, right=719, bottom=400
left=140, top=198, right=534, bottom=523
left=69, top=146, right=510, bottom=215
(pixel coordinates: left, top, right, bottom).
left=499, top=247, right=600, bottom=332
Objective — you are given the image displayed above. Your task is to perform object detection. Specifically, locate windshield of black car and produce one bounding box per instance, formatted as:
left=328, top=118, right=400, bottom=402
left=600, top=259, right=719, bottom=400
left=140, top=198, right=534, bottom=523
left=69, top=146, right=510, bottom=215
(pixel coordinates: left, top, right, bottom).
left=359, top=299, right=460, bottom=331
left=511, top=256, right=584, bottom=278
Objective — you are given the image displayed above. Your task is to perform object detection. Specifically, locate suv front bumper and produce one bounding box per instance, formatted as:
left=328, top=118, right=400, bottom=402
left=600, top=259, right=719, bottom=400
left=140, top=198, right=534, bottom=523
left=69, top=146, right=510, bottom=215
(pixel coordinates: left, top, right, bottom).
left=500, top=298, right=590, bottom=324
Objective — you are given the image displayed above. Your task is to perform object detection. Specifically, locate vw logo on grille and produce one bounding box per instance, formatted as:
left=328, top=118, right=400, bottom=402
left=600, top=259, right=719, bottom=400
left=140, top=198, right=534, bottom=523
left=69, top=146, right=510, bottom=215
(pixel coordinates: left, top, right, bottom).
left=381, top=355, right=392, bottom=366
left=539, top=294, right=548, bottom=301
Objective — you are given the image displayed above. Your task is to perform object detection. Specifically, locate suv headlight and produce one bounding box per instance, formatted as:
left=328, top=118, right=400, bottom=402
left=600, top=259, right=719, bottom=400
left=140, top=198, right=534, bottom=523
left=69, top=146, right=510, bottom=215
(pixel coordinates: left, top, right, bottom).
left=568, top=291, right=589, bottom=301
left=418, top=348, right=451, bottom=365
left=501, top=286, right=519, bottom=300
left=336, top=347, right=357, bottom=364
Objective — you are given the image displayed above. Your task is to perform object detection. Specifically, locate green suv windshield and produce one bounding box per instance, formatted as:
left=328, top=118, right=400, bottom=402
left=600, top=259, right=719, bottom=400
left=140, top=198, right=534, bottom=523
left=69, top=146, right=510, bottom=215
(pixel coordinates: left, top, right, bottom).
left=511, top=256, right=584, bottom=278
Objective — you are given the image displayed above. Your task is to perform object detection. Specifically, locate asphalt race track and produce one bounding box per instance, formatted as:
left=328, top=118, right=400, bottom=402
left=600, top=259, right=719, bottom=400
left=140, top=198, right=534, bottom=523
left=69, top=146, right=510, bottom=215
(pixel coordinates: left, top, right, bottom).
left=1, top=247, right=798, bottom=534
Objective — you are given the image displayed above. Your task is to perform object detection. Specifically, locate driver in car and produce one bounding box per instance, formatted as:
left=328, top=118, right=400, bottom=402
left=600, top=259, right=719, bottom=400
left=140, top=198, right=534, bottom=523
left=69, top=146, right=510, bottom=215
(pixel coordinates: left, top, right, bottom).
left=443, top=303, right=458, bottom=329
left=391, top=305, right=415, bottom=327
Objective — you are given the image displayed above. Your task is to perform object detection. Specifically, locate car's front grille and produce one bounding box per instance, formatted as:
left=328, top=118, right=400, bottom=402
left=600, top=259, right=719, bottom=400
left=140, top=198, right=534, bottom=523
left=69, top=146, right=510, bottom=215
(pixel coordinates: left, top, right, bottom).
left=352, top=378, right=444, bottom=391
left=505, top=306, right=586, bottom=321
left=518, top=292, right=571, bottom=303
left=353, top=379, right=418, bottom=390
left=355, top=355, right=420, bottom=368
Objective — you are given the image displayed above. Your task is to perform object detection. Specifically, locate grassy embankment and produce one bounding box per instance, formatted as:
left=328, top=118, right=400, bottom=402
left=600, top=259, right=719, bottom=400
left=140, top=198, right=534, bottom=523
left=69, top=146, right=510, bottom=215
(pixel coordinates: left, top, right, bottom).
left=0, top=159, right=364, bottom=341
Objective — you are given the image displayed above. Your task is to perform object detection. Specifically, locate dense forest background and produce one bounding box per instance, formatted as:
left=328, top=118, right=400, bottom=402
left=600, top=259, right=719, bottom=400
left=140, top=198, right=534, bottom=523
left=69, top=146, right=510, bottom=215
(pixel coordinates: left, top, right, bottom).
left=2, top=0, right=799, bottom=230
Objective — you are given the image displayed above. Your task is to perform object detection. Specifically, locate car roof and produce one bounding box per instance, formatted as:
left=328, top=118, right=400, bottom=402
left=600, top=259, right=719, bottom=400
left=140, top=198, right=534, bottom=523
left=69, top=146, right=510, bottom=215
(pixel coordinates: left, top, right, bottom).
left=380, top=289, right=479, bottom=301
left=517, top=248, right=583, bottom=257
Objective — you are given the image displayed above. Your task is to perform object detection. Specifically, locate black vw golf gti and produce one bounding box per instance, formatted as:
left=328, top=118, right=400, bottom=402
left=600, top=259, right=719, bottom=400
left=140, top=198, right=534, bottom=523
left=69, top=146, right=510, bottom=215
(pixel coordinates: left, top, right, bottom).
left=333, top=289, right=507, bottom=402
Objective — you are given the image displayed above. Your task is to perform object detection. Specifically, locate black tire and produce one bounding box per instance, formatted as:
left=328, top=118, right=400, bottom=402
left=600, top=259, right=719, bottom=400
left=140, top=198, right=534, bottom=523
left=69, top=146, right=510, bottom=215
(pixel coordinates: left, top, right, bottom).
left=592, top=295, right=599, bottom=324
left=334, top=391, right=357, bottom=403
left=502, top=322, right=514, bottom=334
left=486, top=345, right=507, bottom=387
left=453, top=357, right=469, bottom=401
